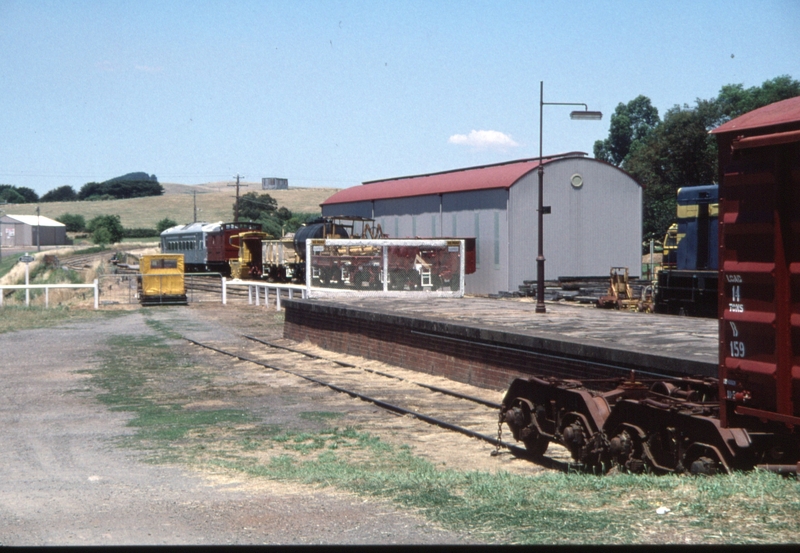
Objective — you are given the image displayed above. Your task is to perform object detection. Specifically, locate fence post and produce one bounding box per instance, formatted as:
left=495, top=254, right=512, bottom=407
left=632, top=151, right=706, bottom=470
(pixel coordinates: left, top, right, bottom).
left=94, top=279, right=99, bottom=309
left=45, top=287, right=49, bottom=308
left=222, top=277, right=227, bottom=305
left=276, top=288, right=281, bottom=311
left=383, top=246, right=389, bottom=292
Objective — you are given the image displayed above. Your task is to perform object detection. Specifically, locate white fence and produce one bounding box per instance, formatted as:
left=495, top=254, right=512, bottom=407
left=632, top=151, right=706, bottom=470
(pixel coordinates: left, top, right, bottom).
left=0, top=281, right=99, bottom=309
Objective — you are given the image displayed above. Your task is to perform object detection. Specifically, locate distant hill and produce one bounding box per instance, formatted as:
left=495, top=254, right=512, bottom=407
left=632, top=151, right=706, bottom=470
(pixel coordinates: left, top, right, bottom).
left=13, top=184, right=339, bottom=230
left=105, top=172, right=158, bottom=184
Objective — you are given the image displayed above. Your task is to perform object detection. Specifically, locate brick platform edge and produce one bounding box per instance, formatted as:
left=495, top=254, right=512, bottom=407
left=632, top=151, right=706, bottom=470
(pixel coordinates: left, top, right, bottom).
left=282, top=299, right=717, bottom=392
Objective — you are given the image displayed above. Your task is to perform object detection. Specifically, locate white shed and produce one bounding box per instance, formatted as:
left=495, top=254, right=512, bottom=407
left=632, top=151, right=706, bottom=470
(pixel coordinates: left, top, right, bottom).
left=321, top=153, right=642, bottom=295
left=0, top=214, right=68, bottom=248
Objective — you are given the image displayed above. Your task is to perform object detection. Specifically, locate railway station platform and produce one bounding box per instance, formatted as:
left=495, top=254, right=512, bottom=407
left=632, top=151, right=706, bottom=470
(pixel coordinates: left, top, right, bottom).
left=282, top=296, right=719, bottom=392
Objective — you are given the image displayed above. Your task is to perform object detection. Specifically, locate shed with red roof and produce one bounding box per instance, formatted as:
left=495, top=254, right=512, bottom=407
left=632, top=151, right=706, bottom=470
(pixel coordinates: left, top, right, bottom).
left=321, top=153, right=642, bottom=295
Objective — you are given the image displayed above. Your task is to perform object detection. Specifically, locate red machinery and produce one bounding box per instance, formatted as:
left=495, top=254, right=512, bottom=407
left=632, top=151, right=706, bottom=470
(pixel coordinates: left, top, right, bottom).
left=499, top=96, right=800, bottom=475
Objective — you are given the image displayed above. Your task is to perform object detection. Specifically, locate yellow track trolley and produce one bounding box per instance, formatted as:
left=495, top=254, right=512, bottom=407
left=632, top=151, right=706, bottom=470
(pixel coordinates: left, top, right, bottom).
left=138, top=254, right=188, bottom=305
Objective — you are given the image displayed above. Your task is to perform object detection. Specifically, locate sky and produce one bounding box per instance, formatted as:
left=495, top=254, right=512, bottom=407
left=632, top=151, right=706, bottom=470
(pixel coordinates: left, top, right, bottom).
left=1, top=0, right=798, bottom=196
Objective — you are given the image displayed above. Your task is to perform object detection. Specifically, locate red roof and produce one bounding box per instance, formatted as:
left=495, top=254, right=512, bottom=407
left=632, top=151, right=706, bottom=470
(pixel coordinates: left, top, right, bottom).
left=711, top=96, right=800, bottom=135
left=322, top=154, right=586, bottom=205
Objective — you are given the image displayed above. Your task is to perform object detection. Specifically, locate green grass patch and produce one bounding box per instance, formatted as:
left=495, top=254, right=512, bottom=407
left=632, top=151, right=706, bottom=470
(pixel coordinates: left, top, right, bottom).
left=85, top=321, right=800, bottom=545
left=0, top=252, right=24, bottom=279
left=0, top=305, right=118, bottom=334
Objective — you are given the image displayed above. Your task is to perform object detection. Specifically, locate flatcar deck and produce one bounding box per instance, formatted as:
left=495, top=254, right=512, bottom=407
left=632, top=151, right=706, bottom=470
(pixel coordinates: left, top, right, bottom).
left=282, top=297, right=718, bottom=391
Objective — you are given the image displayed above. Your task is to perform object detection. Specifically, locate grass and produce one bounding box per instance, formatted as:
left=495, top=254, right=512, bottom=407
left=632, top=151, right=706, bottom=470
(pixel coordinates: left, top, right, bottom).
left=0, top=304, right=116, bottom=334
left=81, top=316, right=800, bottom=545
left=11, top=185, right=337, bottom=229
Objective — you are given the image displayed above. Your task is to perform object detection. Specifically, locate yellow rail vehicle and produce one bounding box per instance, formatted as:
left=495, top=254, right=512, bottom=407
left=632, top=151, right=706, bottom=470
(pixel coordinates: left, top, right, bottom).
left=138, top=254, right=187, bottom=306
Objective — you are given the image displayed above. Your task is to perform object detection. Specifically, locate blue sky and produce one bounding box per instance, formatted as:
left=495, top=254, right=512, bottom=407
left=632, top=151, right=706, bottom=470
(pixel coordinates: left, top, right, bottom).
left=1, top=0, right=798, bottom=195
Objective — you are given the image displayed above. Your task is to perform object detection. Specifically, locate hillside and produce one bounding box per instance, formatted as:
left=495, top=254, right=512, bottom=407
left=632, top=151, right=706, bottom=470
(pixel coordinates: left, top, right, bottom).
left=9, top=183, right=340, bottom=229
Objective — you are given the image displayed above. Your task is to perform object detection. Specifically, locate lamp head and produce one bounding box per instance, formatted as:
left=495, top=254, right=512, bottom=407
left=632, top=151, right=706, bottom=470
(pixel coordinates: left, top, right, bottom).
left=570, top=110, right=603, bottom=120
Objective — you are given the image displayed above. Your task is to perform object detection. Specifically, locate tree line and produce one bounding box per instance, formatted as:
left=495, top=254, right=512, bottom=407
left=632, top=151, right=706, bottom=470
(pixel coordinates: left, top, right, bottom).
left=592, top=75, right=800, bottom=245
left=0, top=172, right=162, bottom=204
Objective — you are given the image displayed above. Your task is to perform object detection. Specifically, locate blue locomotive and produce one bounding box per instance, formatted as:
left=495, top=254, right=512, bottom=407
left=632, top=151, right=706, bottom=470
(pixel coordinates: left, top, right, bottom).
left=653, top=184, right=719, bottom=317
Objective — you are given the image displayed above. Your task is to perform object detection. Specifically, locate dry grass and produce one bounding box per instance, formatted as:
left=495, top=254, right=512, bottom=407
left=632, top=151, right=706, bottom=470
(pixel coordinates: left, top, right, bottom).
left=11, top=182, right=339, bottom=229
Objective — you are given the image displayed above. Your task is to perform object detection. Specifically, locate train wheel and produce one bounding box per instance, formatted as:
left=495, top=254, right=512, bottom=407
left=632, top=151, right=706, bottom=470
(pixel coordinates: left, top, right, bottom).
left=503, top=398, right=549, bottom=457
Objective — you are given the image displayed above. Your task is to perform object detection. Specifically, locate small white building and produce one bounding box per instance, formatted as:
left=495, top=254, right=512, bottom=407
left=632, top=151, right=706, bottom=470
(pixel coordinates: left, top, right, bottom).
left=0, top=214, right=68, bottom=248
left=321, top=153, right=642, bottom=296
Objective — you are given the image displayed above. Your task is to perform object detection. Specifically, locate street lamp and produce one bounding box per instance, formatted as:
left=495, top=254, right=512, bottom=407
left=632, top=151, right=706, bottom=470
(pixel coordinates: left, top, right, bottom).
left=536, top=81, right=602, bottom=313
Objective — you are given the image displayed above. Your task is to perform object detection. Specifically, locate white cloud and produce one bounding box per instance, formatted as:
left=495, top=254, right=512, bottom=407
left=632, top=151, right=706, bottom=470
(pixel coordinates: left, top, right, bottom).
left=448, top=129, right=519, bottom=150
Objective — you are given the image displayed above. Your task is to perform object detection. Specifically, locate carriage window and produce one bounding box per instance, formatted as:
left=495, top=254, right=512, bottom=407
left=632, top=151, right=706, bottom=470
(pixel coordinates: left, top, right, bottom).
left=163, top=259, right=178, bottom=269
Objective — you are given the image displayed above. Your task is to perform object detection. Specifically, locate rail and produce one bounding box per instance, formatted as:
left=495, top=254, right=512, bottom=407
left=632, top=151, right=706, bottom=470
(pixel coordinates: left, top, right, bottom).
left=0, top=280, right=99, bottom=309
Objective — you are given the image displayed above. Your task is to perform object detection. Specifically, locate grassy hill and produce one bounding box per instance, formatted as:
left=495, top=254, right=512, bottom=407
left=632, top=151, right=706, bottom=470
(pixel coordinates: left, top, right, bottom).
left=8, top=182, right=339, bottom=229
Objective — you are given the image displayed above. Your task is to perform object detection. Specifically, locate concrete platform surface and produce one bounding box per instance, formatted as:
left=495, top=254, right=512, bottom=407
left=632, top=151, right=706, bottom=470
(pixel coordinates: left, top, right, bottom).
left=306, top=296, right=719, bottom=370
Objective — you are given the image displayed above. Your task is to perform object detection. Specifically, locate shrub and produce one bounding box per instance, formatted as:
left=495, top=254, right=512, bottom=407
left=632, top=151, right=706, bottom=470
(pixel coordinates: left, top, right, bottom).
left=56, top=213, right=86, bottom=232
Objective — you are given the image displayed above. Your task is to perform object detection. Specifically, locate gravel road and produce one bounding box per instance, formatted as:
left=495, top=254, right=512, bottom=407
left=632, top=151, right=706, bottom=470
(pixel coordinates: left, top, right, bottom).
left=0, top=306, right=483, bottom=546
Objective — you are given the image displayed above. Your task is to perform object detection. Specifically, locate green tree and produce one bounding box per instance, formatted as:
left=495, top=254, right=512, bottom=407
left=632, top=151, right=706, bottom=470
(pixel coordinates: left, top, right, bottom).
left=92, top=227, right=112, bottom=246
left=156, top=218, right=178, bottom=233
left=56, top=213, right=86, bottom=232
left=593, top=95, right=660, bottom=166
left=237, top=192, right=277, bottom=221
left=0, top=186, right=26, bottom=204
left=87, top=214, right=124, bottom=244
left=40, top=185, right=78, bottom=202
left=595, top=75, right=800, bottom=245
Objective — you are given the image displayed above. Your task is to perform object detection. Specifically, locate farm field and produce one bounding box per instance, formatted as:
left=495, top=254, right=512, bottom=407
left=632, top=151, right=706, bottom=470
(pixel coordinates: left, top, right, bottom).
left=8, top=182, right=339, bottom=229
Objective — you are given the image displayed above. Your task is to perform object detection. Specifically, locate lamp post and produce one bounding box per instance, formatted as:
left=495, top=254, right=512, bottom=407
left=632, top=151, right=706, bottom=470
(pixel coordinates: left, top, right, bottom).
left=0, top=208, right=4, bottom=261
left=536, top=81, right=602, bottom=313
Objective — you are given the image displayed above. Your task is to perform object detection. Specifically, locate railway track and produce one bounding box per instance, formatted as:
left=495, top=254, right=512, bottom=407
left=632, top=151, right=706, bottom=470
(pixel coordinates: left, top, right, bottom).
left=186, top=335, right=575, bottom=472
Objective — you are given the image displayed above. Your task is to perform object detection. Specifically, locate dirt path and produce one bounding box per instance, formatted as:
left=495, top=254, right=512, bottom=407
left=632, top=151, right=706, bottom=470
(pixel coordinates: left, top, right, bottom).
left=0, top=307, right=479, bottom=545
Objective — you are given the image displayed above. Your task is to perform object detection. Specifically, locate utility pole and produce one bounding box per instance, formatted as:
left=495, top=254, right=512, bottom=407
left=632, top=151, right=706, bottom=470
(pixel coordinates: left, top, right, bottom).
left=228, top=174, right=248, bottom=222
left=193, top=190, right=197, bottom=223
left=36, top=205, right=41, bottom=252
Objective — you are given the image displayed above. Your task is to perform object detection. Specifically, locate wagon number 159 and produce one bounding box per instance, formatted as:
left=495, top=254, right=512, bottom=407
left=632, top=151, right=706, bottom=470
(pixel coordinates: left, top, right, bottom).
left=730, top=341, right=746, bottom=358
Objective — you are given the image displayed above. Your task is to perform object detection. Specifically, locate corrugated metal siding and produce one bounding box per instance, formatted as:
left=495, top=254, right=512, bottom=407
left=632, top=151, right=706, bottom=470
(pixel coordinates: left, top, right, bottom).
left=441, top=190, right=508, bottom=294
left=320, top=158, right=640, bottom=295
left=322, top=201, right=374, bottom=219
left=508, top=157, right=641, bottom=288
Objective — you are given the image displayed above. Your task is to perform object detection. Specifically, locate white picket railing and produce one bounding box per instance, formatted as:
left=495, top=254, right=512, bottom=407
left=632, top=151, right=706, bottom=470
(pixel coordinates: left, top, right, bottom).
left=0, top=280, right=99, bottom=309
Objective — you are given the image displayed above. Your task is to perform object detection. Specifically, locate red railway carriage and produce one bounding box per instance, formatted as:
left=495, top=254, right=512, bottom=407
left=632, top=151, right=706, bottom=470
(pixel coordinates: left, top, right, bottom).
left=498, top=96, right=800, bottom=474
left=205, top=221, right=262, bottom=276
left=712, top=96, right=800, bottom=435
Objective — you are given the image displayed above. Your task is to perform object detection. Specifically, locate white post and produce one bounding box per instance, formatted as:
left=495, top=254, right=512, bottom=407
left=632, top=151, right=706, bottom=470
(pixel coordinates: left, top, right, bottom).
left=222, top=277, right=227, bottom=305
left=383, top=245, right=389, bottom=292
left=45, top=287, right=49, bottom=308
left=248, top=285, right=253, bottom=305
left=93, top=279, right=99, bottom=309
left=0, top=288, right=3, bottom=307
left=25, top=263, right=30, bottom=306
left=305, top=239, right=312, bottom=297
left=276, top=288, right=281, bottom=310
left=459, top=240, right=465, bottom=296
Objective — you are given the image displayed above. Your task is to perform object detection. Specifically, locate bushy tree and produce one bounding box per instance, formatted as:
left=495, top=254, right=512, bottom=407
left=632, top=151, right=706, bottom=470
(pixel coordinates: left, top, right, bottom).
left=0, top=186, right=25, bottom=204
left=78, top=174, right=163, bottom=200
left=0, top=184, right=38, bottom=203
left=237, top=192, right=277, bottom=221
left=593, top=95, right=660, bottom=166
left=87, top=214, right=124, bottom=244
left=92, top=227, right=113, bottom=246
left=56, top=213, right=86, bottom=232
left=594, top=75, right=800, bottom=244
left=156, top=218, right=178, bottom=233
left=40, top=185, right=78, bottom=202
